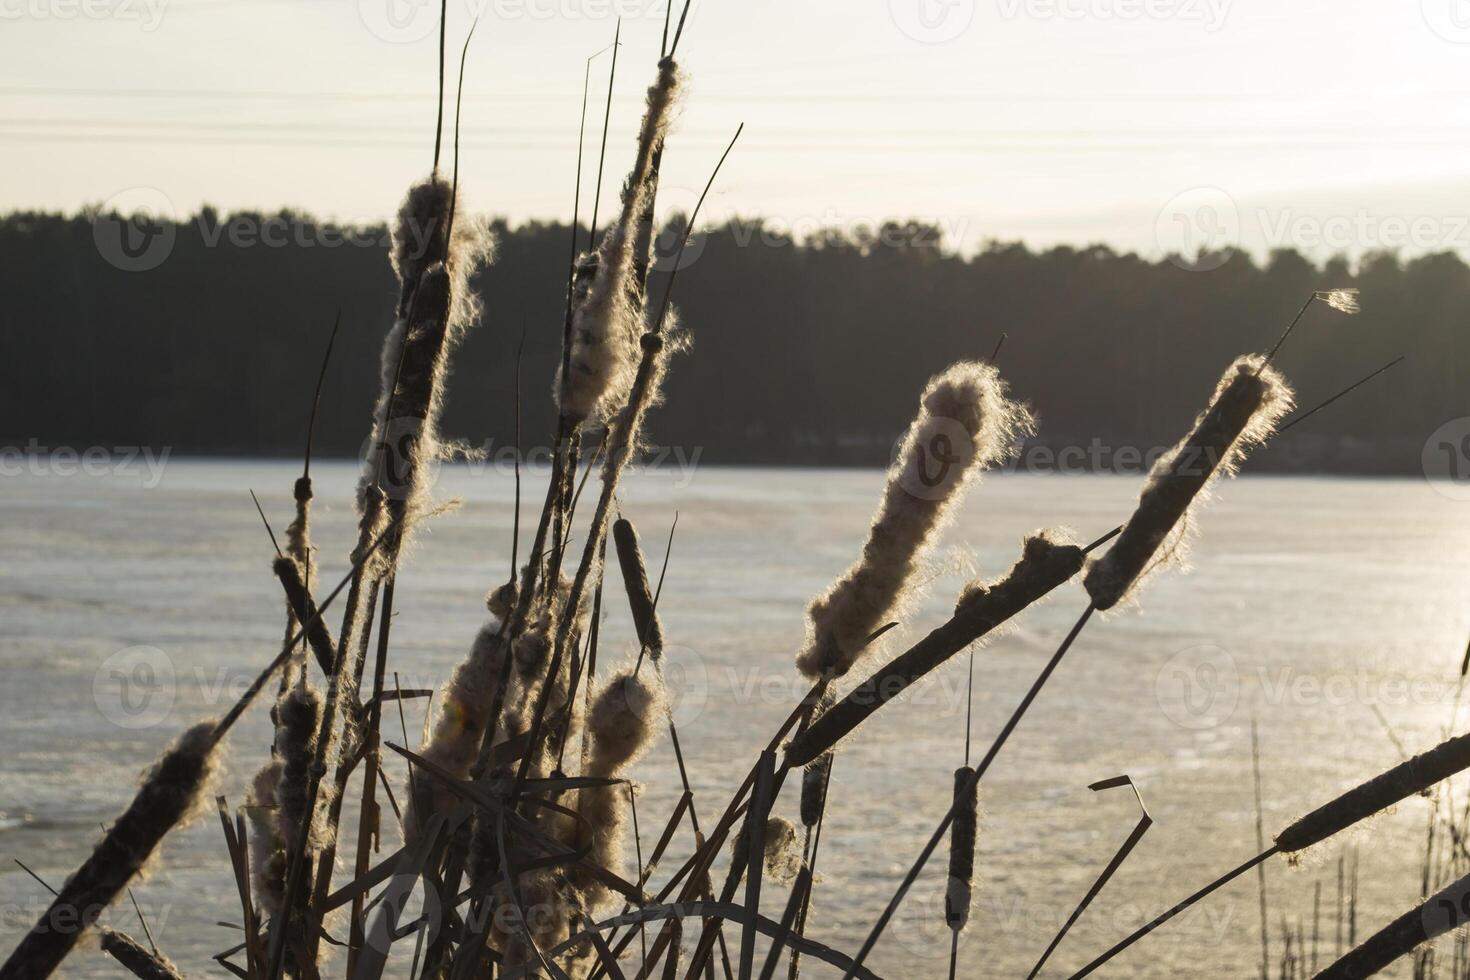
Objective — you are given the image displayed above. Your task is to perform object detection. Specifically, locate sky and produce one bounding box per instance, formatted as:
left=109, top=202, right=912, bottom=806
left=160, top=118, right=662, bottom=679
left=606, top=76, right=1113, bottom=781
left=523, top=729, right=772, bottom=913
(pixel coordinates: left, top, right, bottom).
left=4, top=0, right=1470, bottom=262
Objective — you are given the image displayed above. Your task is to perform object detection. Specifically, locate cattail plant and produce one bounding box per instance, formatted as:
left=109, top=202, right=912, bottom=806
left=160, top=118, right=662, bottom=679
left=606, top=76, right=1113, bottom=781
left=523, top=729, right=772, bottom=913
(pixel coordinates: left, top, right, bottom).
left=800, top=688, right=836, bottom=830
left=0, top=721, right=220, bottom=980
left=1082, top=354, right=1294, bottom=610
left=364, top=179, right=493, bottom=541
left=945, top=765, right=979, bottom=934
left=569, top=666, right=665, bottom=912
left=407, top=619, right=509, bottom=835
left=786, top=529, right=1083, bottom=767
left=273, top=556, right=336, bottom=677
left=613, top=516, right=665, bottom=661
left=796, top=361, right=1032, bottom=681
left=557, top=58, right=683, bottom=424
left=248, top=758, right=286, bottom=915
left=729, top=814, right=804, bottom=888
left=274, top=682, right=324, bottom=855
left=97, top=928, right=184, bottom=980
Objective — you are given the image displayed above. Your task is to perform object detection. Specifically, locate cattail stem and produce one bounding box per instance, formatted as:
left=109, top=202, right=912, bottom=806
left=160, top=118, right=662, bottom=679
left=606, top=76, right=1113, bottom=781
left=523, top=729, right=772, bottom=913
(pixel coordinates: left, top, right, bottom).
left=513, top=126, right=742, bottom=800
left=844, top=603, right=1096, bottom=978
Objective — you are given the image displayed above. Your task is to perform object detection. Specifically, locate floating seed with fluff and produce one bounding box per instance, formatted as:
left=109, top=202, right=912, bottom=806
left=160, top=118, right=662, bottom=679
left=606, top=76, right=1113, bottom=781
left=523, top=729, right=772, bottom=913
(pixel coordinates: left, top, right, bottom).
left=1083, top=354, right=1293, bottom=611
left=796, top=361, right=1032, bottom=681
left=0, top=721, right=221, bottom=980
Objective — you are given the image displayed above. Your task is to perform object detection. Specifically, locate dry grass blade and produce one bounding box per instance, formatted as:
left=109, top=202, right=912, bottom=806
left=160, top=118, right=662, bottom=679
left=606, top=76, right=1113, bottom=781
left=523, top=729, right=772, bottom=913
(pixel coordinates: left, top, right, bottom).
left=1026, top=776, right=1152, bottom=979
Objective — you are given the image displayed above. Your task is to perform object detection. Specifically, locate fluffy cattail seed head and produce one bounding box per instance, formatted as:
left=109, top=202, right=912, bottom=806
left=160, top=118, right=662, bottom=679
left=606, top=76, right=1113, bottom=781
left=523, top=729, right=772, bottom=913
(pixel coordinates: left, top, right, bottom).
left=391, top=176, right=494, bottom=322
left=730, top=815, right=803, bottom=886
left=274, top=683, right=323, bottom=853
left=556, top=62, right=684, bottom=424
left=786, top=529, right=1081, bottom=768
left=1083, top=354, right=1292, bottom=611
left=587, top=668, right=664, bottom=776
left=409, top=620, right=509, bottom=835
left=797, top=361, right=1033, bottom=679
left=248, top=759, right=285, bottom=915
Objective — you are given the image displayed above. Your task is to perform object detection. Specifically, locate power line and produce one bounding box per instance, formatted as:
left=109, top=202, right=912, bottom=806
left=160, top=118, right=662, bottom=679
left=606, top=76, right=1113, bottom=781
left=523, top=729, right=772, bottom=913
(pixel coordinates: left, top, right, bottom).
left=5, top=82, right=1468, bottom=106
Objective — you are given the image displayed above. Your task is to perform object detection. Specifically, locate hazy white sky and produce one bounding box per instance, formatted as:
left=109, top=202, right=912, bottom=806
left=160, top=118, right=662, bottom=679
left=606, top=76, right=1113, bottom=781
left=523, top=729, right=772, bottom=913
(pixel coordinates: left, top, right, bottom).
left=4, top=0, right=1470, bottom=261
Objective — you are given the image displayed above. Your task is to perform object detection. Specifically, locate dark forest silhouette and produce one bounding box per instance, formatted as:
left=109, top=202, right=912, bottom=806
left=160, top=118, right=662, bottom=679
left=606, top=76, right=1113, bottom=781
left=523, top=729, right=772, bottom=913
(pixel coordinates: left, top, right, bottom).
left=3, top=207, right=1464, bottom=473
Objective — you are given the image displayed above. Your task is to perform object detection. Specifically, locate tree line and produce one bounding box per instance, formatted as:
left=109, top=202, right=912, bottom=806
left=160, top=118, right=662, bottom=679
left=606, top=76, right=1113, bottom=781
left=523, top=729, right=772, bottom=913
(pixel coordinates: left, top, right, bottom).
left=3, top=208, right=1464, bottom=475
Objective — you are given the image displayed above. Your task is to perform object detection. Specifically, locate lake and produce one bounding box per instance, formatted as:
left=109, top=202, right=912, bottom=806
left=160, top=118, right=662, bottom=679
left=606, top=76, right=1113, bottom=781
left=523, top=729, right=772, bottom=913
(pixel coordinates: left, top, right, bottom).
left=2, top=460, right=1467, bottom=978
